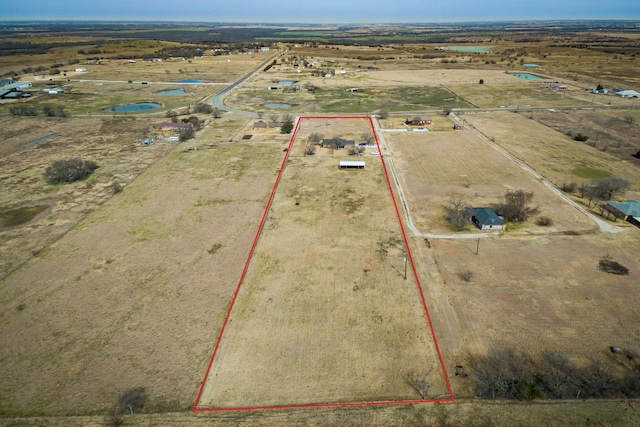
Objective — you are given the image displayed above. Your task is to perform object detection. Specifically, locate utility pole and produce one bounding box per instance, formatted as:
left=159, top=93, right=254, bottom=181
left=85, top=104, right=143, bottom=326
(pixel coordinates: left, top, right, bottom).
left=476, top=238, right=480, bottom=255
left=403, top=252, right=407, bottom=280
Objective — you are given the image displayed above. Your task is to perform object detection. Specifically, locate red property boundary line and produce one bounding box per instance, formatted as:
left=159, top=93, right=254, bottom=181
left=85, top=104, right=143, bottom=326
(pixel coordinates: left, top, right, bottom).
left=192, top=115, right=454, bottom=413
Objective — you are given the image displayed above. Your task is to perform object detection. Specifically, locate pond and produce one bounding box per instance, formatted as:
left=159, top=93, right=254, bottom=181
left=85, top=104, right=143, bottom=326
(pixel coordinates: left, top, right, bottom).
left=105, top=102, right=161, bottom=112
left=439, top=45, right=493, bottom=53
left=175, top=79, right=202, bottom=83
left=523, top=63, right=540, bottom=67
left=1, top=205, right=50, bottom=227
left=264, top=103, right=291, bottom=109
left=156, top=88, right=186, bottom=95
left=510, top=73, right=546, bottom=80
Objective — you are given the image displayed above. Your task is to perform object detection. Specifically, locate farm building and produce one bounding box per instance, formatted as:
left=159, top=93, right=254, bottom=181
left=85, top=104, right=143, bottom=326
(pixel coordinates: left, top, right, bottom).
left=322, top=137, right=356, bottom=149
left=405, top=117, right=432, bottom=126
left=339, top=160, right=365, bottom=169
left=615, top=89, right=640, bottom=98
left=549, top=82, right=567, bottom=91
left=605, top=200, right=640, bottom=228
left=469, top=207, right=504, bottom=230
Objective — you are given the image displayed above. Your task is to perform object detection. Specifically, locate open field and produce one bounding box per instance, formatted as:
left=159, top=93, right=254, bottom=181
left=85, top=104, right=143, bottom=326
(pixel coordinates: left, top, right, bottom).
left=462, top=111, right=640, bottom=192
left=0, top=136, right=288, bottom=416
left=197, top=117, right=449, bottom=409
left=429, top=232, right=640, bottom=397
left=386, top=126, right=598, bottom=234
left=2, top=23, right=640, bottom=425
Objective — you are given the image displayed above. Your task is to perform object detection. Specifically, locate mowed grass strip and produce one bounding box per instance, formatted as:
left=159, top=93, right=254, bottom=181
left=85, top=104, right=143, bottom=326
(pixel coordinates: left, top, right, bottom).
left=198, top=118, right=447, bottom=408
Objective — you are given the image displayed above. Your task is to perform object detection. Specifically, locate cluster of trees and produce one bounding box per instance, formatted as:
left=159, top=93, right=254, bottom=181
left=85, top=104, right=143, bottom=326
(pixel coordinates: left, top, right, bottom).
left=10, top=104, right=67, bottom=117
left=44, top=158, right=98, bottom=184
left=473, top=348, right=640, bottom=400
left=563, top=176, right=630, bottom=207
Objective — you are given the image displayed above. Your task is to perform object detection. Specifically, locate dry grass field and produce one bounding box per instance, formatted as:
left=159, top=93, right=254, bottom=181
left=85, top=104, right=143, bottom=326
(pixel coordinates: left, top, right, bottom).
left=2, top=27, right=640, bottom=426
left=0, top=136, right=288, bottom=416
left=386, top=126, right=597, bottom=235
left=462, top=111, right=640, bottom=193
left=196, top=117, right=449, bottom=409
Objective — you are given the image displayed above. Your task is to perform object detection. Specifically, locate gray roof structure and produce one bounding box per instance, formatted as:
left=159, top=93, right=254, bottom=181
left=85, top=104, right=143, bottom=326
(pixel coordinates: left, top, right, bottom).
left=607, top=200, right=640, bottom=219
left=469, top=207, right=504, bottom=226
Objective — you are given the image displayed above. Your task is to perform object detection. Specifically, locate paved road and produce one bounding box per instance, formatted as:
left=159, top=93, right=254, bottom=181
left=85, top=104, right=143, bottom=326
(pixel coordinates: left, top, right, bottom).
left=209, top=52, right=281, bottom=115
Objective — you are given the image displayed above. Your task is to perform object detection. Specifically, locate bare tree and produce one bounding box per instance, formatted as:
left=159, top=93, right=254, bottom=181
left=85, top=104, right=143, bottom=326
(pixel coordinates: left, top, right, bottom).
left=305, top=144, right=316, bottom=155
left=406, top=370, right=432, bottom=399
left=497, top=190, right=539, bottom=222
left=593, top=177, right=630, bottom=200
left=376, top=110, right=389, bottom=119
left=116, top=387, right=147, bottom=415
left=537, top=351, right=579, bottom=398
left=308, top=132, right=323, bottom=145
left=473, top=348, right=536, bottom=400
left=360, top=132, right=374, bottom=144
left=444, top=197, right=468, bottom=231
left=348, top=146, right=365, bottom=156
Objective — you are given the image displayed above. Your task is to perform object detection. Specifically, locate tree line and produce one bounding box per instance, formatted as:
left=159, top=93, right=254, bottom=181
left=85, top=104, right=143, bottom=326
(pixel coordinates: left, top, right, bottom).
left=10, top=104, right=67, bottom=117
left=471, top=347, right=640, bottom=400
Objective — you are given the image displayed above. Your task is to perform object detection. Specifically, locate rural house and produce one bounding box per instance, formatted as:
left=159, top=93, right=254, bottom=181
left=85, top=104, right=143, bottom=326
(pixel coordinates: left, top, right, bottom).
left=605, top=200, right=640, bottom=228
left=322, top=137, right=356, bottom=149
left=469, top=207, right=504, bottom=230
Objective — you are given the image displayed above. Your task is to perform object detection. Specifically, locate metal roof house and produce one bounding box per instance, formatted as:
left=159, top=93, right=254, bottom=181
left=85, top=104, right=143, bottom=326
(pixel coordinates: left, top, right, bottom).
left=605, top=200, right=640, bottom=228
left=469, top=207, right=504, bottom=230
left=322, top=138, right=355, bottom=149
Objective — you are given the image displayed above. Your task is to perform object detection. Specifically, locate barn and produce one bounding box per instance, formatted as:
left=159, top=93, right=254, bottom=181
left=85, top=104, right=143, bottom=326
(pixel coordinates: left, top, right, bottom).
left=339, top=160, right=365, bottom=169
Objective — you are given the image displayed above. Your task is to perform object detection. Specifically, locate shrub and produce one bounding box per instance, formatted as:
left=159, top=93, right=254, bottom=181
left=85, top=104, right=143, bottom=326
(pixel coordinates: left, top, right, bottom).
left=536, top=216, right=553, bottom=226
left=44, top=158, right=98, bottom=184
left=280, top=120, right=294, bottom=134
left=574, top=133, right=589, bottom=142
left=598, top=257, right=629, bottom=275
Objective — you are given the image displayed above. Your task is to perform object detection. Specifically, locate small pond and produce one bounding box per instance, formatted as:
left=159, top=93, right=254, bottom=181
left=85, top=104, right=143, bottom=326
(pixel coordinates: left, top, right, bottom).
left=523, top=63, right=540, bottom=67
left=156, top=88, right=186, bottom=95
left=510, top=73, right=546, bottom=80
left=175, top=79, right=202, bottom=83
left=105, top=102, right=161, bottom=112
left=264, top=103, right=291, bottom=109
left=1, top=205, right=50, bottom=227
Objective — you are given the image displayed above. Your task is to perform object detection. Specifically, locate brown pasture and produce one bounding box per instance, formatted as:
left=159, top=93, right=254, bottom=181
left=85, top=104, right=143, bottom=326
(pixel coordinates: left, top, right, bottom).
left=197, top=117, right=449, bottom=409
left=1, top=30, right=640, bottom=425
left=386, top=126, right=597, bottom=235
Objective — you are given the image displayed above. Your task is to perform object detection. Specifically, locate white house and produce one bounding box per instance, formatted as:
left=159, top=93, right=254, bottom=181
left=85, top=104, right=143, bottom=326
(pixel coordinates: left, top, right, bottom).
left=75, top=67, right=87, bottom=73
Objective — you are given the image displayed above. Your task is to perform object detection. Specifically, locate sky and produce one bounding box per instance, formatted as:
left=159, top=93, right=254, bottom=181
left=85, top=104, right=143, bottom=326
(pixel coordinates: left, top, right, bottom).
left=2, top=0, right=639, bottom=23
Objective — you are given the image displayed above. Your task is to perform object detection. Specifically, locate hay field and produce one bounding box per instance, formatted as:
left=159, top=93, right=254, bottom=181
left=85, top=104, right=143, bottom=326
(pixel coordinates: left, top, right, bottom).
left=386, top=127, right=595, bottom=234
left=196, top=118, right=449, bottom=409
